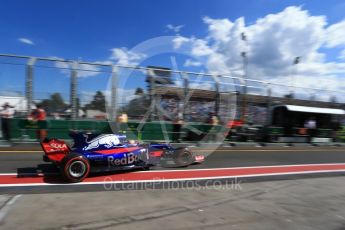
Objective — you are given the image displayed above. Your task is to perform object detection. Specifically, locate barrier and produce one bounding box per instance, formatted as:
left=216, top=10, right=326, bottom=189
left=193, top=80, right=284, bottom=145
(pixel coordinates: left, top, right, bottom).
left=10, top=118, right=224, bottom=142
left=7, top=118, right=343, bottom=143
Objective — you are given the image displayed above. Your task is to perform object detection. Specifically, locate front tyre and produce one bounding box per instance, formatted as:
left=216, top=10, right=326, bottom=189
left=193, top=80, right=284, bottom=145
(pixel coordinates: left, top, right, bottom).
left=142, top=165, right=151, bottom=171
left=174, top=148, right=193, bottom=167
left=60, top=153, right=90, bottom=183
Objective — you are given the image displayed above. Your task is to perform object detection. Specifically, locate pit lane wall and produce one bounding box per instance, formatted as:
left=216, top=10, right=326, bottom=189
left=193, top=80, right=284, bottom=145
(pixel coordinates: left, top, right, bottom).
left=7, top=118, right=226, bottom=142
left=5, top=118, right=343, bottom=142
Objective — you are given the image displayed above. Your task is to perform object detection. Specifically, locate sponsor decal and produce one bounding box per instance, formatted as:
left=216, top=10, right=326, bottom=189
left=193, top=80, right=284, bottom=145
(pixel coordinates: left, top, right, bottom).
left=50, top=143, right=67, bottom=149
left=42, top=141, right=69, bottom=154
left=107, top=153, right=139, bottom=166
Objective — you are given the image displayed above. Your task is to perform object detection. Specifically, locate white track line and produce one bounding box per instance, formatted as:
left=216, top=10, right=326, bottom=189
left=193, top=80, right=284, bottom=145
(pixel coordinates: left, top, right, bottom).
left=2, top=163, right=345, bottom=175
left=0, top=169, right=345, bottom=187
left=0, top=195, right=22, bottom=221
left=1, top=163, right=345, bottom=175
left=0, top=172, right=58, bottom=176
left=1, top=164, right=345, bottom=187
left=137, top=163, right=345, bottom=173
left=1, top=149, right=345, bottom=153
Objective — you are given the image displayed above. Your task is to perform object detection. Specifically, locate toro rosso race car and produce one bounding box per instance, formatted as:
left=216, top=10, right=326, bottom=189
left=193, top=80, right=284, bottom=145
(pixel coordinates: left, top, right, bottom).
left=41, top=131, right=204, bottom=182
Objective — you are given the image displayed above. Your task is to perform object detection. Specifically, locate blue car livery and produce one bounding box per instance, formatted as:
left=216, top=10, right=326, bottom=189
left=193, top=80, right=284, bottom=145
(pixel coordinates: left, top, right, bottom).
left=41, top=131, right=204, bottom=182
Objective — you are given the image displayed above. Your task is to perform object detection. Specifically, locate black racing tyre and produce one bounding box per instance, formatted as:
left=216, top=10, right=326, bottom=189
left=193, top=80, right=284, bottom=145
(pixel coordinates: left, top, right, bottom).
left=60, top=153, right=90, bottom=183
left=174, top=148, right=194, bottom=167
left=142, top=165, right=151, bottom=171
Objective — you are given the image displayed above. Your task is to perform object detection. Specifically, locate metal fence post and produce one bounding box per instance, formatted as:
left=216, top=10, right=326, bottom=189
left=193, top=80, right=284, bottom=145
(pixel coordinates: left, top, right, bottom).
left=147, top=69, right=156, bottom=121
left=26, top=57, right=36, bottom=115
left=111, top=66, right=117, bottom=120
left=241, top=77, right=247, bottom=122
left=241, top=32, right=248, bottom=123
left=182, top=72, right=189, bottom=121
left=70, top=61, right=78, bottom=119
left=214, top=75, right=220, bottom=117
left=266, top=83, right=272, bottom=125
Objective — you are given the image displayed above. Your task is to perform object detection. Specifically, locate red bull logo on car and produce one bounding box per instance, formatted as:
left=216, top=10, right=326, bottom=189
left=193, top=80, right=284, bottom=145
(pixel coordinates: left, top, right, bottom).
left=107, top=153, right=139, bottom=166
left=83, top=134, right=121, bottom=151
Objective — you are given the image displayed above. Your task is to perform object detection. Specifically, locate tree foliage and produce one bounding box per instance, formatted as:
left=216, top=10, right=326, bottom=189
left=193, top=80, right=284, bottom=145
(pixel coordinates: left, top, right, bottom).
left=40, top=93, right=67, bottom=112
left=84, top=91, right=106, bottom=112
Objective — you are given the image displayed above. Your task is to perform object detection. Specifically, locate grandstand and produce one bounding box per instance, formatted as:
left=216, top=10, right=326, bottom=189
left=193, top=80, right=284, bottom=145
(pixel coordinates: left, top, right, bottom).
left=154, top=86, right=345, bottom=125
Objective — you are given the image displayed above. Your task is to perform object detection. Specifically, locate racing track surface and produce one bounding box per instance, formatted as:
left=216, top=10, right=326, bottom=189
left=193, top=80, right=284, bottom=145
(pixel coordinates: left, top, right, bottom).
left=1, top=147, right=345, bottom=193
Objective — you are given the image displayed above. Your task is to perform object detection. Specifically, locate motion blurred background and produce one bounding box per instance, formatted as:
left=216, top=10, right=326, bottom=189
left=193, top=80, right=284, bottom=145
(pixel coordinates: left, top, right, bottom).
left=1, top=0, right=345, bottom=144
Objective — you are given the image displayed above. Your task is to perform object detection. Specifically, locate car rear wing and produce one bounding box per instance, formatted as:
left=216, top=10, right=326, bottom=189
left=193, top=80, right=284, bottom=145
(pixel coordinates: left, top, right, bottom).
left=40, top=138, right=71, bottom=162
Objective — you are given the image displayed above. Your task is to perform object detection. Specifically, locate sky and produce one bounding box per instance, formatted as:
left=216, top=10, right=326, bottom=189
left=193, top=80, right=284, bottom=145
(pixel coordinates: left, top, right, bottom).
left=1, top=0, right=345, bottom=103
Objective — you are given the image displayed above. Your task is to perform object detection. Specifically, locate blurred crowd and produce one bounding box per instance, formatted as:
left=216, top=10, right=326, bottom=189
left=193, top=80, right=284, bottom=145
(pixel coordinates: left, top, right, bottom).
left=159, top=98, right=217, bottom=123
left=159, top=98, right=268, bottom=125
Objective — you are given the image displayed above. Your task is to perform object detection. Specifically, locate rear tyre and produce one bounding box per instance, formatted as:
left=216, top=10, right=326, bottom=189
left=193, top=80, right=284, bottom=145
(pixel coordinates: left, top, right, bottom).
left=60, top=153, right=90, bottom=183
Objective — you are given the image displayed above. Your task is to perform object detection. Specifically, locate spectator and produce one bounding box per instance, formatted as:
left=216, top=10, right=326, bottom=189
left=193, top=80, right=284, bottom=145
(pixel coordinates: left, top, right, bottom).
left=118, top=113, right=128, bottom=123
left=117, top=113, right=129, bottom=135
left=304, top=117, right=317, bottom=143
left=0, top=103, right=15, bottom=142
left=207, top=112, right=219, bottom=125
left=205, top=112, right=219, bottom=142
left=172, top=113, right=183, bottom=142
left=29, top=104, right=47, bottom=140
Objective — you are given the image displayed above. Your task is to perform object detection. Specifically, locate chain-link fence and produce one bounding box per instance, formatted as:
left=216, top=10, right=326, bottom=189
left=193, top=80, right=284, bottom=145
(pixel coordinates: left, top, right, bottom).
left=0, top=53, right=344, bottom=126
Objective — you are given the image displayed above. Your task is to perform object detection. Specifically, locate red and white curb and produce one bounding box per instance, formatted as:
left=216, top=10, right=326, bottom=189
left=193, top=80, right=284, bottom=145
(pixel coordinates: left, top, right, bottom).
left=1, top=163, right=345, bottom=187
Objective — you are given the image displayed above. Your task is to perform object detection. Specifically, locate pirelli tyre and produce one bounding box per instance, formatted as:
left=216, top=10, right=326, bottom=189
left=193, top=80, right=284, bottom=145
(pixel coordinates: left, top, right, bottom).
left=60, top=153, right=90, bottom=183
left=174, top=148, right=194, bottom=167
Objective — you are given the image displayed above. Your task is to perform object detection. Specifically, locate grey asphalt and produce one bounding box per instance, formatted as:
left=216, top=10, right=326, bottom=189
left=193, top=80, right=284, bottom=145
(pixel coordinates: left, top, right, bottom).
left=1, top=147, right=345, bottom=229
left=1, top=147, right=345, bottom=173
left=1, top=147, right=345, bottom=194
left=1, top=176, right=345, bottom=230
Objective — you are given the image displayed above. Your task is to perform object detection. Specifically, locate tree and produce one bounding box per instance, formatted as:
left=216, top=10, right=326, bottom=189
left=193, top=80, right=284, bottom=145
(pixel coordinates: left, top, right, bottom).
left=40, top=93, right=67, bottom=112
left=84, top=91, right=106, bottom=112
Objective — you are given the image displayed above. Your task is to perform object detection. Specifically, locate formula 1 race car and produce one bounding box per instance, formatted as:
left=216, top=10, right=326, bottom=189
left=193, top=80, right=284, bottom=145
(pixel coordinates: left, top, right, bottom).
left=41, top=131, right=204, bottom=182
